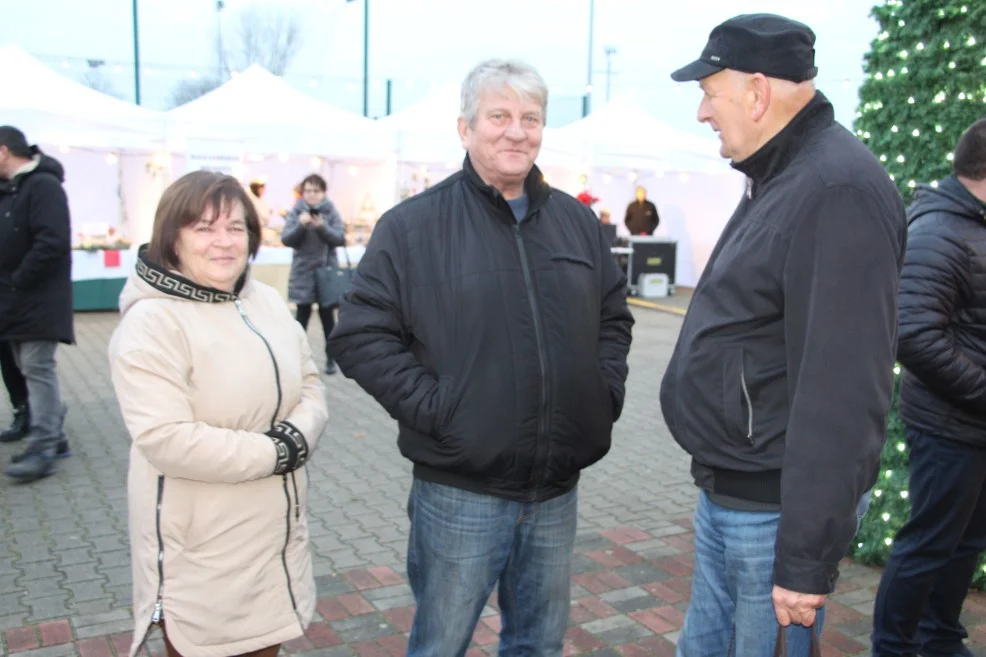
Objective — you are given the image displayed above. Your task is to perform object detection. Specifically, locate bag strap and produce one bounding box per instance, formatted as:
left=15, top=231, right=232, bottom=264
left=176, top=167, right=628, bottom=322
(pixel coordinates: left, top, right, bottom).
left=339, top=242, right=352, bottom=269
left=774, top=624, right=821, bottom=657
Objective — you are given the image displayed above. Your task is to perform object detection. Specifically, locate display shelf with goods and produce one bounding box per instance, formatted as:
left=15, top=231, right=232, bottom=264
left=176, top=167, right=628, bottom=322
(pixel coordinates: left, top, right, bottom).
left=346, top=193, right=378, bottom=246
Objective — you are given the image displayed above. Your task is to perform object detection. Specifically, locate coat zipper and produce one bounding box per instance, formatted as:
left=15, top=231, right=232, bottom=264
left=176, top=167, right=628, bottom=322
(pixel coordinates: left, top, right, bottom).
left=513, top=224, right=550, bottom=498
left=233, top=299, right=302, bottom=624
left=150, top=475, right=165, bottom=624
left=740, top=365, right=753, bottom=442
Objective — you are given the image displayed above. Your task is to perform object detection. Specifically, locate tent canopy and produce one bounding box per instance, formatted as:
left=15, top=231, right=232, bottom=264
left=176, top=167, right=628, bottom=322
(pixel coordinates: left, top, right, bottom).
left=165, top=65, right=390, bottom=161
left=551, top=96, right=728, bottom=172
left=0, top=44, right=166, bottom=150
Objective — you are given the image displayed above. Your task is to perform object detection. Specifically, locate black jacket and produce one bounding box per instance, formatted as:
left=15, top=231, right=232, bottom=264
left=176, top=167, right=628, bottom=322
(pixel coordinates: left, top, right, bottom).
left=624, top=200, right=660, bottom=235
left=897, top=176, right=986, bottom=443
left=658, top=94, right=907, bottom=594
left=0, top=150, right=74, bottom=344
left=327, top=157, right=634, bottom=502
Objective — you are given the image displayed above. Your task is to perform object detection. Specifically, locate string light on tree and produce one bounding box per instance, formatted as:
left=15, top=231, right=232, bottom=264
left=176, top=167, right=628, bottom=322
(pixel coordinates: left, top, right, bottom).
left=849, top=0, right=986, bottom=588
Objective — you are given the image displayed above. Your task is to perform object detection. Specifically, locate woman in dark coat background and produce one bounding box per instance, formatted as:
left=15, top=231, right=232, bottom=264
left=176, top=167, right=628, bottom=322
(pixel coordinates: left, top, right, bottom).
left=280, top=174, right=346, bottom=374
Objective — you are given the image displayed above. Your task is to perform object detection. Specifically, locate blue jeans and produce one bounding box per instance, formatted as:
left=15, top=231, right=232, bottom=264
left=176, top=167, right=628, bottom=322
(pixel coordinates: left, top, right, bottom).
left=677, top=492, right=825, bottom=657
left=406, top=479, right=577, bottom=657
left=872, top=428, right=986, bottom=657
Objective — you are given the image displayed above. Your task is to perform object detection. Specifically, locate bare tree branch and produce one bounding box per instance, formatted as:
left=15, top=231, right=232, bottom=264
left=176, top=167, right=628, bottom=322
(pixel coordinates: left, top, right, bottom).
left=225, top=5, right=303, bottom=76
left=168, top=77, right=223, bottom=109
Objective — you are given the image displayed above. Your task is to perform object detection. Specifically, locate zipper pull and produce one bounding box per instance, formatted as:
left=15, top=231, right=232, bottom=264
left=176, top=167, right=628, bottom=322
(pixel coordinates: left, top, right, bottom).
left=233, top=298, right=246, bottom=316
left=151, top=600, right=163, bottom=624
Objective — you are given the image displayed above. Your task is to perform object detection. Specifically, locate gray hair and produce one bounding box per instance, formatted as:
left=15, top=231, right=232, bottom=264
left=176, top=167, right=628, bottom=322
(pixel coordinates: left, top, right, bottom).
left=460, top=59, right=549, bottom=127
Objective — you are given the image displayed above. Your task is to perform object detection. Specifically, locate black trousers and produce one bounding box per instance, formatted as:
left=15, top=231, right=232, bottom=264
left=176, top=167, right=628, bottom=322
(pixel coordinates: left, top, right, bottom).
left=872, top=427, right=986, bottom=657
left=295, top=303, right=336, bottom=358
left=0, top=340, right=28, bottom=409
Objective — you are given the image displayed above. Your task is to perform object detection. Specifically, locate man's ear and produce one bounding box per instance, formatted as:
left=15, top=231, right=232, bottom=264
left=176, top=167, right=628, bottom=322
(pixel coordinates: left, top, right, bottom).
left=457, top=117, right=470, bottom=149
left=749, top=73, right=772, bottom=123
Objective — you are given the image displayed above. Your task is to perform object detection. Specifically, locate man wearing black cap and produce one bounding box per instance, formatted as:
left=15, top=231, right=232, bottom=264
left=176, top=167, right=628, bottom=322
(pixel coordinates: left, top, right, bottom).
left=0, top=126, right=74, bottom=482
left=658, top=14, right=907, bottom=655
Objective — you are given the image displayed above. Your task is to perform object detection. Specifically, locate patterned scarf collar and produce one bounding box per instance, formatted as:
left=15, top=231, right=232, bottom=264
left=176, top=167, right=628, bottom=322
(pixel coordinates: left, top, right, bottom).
left=135, top=247, right=246, bottom=303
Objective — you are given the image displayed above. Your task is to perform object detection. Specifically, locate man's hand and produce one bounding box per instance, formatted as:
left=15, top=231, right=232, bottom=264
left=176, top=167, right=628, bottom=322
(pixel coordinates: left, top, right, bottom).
left=299, top=212, right=312, bottom=225
left=773, top=586, right=825, bottom=626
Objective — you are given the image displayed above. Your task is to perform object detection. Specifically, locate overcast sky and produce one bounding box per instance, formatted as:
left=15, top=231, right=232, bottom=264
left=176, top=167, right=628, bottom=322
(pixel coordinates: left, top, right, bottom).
left=1, top=0, right=879, bottom=134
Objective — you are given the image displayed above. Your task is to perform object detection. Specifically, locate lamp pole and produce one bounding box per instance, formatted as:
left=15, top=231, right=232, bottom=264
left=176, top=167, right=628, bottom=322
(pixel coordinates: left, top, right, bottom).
left=132, top=0, right=141, bottom=105
left=346, top=0, right=369, bottom=117
left=581, top=0, right=595, bottom=117
left=604, top=46, right=616, bottom=101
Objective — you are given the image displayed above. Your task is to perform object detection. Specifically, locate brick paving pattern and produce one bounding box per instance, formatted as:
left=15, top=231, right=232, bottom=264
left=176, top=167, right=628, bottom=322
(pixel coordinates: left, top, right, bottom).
left=0, top=308, right=984, bottom=656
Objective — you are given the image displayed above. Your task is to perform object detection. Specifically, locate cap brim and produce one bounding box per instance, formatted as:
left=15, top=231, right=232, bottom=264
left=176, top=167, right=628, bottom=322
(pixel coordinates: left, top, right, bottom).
left=670, top=59, right=724, bottom=82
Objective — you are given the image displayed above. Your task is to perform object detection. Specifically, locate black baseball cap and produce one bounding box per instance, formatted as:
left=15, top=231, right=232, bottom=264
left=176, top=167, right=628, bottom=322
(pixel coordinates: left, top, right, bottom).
left=671, top=13, right=818, bottom=83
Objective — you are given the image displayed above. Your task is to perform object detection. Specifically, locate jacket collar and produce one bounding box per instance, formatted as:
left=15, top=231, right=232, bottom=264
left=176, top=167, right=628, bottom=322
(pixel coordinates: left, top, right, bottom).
left=135, top=246, right=246, bottom=303
left=731, top=92, right=835, bottom=197
left=461, top=155, right=553, bottom=219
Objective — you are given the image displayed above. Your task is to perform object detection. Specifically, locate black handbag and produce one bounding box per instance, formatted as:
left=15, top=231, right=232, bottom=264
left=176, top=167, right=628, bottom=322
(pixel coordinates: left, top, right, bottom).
left=314, top=244, right=354, bottom=308
left=774, top=623, right=822, bottom=657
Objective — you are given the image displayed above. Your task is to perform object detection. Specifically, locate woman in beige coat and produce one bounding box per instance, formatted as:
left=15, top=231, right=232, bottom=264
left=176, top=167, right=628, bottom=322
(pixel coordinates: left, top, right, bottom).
left=108, top=171, right=328, bottom=657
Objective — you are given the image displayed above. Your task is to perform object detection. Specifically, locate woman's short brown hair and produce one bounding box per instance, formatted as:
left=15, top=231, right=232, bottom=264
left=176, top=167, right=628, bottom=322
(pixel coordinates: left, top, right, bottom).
left=145, top=171, right=262, bottom=271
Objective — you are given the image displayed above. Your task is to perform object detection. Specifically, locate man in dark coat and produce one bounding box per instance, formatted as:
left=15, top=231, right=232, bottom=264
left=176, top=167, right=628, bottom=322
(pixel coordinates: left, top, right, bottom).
left=0, top=126, right=74, bottom=481
left=661, top=15, right=906, bottom=655
left=872, top=119, right=986, bottom=657
left=623, top=186, right=660, bottom=235
left=327, top=59, right=633, bottom=654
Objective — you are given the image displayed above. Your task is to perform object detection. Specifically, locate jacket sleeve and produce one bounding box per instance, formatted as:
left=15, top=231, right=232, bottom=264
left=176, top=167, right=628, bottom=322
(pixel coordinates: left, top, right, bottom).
left=313, top=202, right=347, bottom=249
left=109, top=310, right=279, bottom=483
left=775, top=186, right=904, bottom=594
left=326, top=212, right=446, bottom=435
left=282, top=315, right=329, bottom=450
left=896, top=218, right=986, bottom=411
left=595, top=223, right=634, bottom=419
left=280, top=207, right=305, bottom=248
left=650, top=202, right=660, bottom=232
left=11, top=176, right=71, bottom=291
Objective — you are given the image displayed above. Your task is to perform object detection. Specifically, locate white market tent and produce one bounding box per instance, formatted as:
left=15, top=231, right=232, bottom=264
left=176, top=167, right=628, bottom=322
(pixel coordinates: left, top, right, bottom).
left=165, top=65, right=391, bottom=161
left=551, top=96, right=728, bottom=173
left=0, top=44, right=166, bottom=151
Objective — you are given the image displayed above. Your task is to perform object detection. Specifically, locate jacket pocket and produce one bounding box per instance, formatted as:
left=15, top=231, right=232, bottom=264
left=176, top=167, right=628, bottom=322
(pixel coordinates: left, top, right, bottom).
left=721, top=347, right=753, bottom=445
left=551, top=254, right=594, bottom=269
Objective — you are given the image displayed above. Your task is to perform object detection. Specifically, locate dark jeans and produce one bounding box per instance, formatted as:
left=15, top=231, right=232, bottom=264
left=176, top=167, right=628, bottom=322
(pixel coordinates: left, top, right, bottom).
left=295, top=303, right=336, bottom=358
left=0, top=340, right=28, bottom=408
left=872, top=428, right=986, bottom=657
left=406, top=479, right=577, bottom=657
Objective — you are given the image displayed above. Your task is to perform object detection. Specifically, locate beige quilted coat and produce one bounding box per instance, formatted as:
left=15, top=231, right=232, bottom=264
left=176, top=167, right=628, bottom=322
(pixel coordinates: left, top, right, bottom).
left=108, top=258, right=328, bottom=657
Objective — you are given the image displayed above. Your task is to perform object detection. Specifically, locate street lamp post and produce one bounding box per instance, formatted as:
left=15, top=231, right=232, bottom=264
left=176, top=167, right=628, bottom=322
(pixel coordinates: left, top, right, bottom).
left=347, top=0, right=369, bottom=117
left=604, top=46, right=616, bottom=101
left=582, top=0, right=595, bottom=117
left=132, top=0, right=141, bottom=105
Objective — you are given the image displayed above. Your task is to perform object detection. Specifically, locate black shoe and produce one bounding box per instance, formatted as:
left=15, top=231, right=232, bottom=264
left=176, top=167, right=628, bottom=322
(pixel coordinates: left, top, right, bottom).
left=5, top=448, right=55, bottom=482
left=0, top=406, right=29, bottom=443
left=11, top=438, right=70, bottom=463
left=325, top=359, right=337, bottom=375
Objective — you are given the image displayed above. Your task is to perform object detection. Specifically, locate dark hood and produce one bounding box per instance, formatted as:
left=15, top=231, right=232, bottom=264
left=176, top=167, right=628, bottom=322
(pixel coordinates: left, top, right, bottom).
left=908, top=175, right=986, bottom=226
left=33, top=152, right=65, bottom=183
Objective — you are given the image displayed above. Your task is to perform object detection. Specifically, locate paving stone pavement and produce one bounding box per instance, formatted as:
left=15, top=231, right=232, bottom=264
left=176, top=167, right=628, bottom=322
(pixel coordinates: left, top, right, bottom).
left=1, top=307, right=986, bottom=656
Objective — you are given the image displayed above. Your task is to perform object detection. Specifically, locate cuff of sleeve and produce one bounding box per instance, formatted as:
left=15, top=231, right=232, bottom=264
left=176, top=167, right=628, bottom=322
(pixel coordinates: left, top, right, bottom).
left=772, top=554, right=840, bottom=595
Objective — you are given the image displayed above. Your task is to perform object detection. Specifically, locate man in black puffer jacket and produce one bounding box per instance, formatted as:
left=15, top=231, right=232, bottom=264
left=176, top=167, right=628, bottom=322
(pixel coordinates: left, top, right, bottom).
left=327, top=59, right=633, bottom=655
left=872, top=119, right=986, bottom=657
left=0, top=126, right=74, bottom=483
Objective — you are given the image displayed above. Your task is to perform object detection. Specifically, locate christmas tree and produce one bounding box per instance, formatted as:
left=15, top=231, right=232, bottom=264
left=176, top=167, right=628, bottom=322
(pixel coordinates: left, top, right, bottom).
left=853, top=0, right=986, bottom=204
left=849, top=0, right=986, bottom=588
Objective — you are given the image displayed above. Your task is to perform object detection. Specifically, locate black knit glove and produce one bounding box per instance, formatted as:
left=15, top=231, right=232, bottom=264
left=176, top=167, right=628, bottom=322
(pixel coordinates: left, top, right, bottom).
left=266, top=420, right=310, bottom=475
